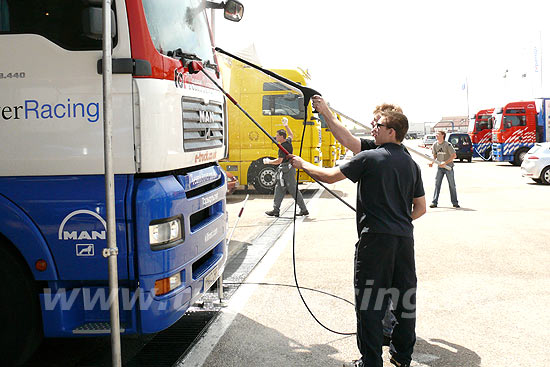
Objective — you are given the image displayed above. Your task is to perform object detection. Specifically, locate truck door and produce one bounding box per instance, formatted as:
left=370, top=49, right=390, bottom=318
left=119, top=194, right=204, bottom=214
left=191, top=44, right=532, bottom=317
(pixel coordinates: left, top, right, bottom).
left=0, top=0, right=134, bottom=280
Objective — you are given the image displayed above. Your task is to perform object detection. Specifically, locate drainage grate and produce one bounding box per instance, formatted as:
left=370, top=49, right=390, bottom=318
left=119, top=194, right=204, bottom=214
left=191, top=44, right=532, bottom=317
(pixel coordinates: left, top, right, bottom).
left=125, top=311, right=217, bottom=367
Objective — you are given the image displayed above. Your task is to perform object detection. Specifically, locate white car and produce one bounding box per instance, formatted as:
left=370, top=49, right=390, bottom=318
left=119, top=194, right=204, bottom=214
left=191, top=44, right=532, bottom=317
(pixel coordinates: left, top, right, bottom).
left=521, top=142, right=550, bottom=184
left=422, top=134, right=437, bottom=148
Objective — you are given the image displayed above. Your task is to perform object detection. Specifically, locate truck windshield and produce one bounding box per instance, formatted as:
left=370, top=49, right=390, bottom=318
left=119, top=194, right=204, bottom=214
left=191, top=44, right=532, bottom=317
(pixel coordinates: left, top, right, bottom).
left=476, top=114, right=492, bottom=131
left=142, top=0, right=214, bottom=63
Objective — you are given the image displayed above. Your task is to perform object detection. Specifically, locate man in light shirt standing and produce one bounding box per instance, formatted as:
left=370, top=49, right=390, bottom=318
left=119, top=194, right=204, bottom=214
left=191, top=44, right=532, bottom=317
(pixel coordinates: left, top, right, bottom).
left=428, top=131, right=460, bottom=208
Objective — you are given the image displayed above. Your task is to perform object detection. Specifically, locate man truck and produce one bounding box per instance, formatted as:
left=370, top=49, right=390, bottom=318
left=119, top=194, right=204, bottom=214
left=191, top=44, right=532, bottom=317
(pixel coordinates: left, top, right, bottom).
left=0, top=0, right=243, bottom=363
left=469, top=108, right=494, bottom=160
left=492, top=99, right=550, bottom=165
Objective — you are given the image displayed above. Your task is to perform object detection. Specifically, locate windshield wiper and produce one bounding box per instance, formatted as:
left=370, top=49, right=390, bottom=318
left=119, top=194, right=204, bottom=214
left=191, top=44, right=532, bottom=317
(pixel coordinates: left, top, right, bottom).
left=166, top=48, right=202, bottom=65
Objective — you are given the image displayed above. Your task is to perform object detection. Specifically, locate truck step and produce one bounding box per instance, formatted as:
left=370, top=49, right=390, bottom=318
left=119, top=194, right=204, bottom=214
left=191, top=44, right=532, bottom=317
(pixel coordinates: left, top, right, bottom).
left=72, top=322, right=125, bottom=334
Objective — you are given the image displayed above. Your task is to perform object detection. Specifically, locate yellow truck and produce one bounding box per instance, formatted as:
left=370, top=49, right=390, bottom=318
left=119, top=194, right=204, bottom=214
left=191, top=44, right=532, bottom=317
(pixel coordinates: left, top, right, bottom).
left=220, top=62, right=322, bottom=193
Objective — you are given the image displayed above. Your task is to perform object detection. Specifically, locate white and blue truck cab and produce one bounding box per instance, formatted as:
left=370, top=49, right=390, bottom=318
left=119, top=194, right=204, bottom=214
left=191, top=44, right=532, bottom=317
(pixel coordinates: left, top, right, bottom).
left=0, top=0, right=243, bottom=363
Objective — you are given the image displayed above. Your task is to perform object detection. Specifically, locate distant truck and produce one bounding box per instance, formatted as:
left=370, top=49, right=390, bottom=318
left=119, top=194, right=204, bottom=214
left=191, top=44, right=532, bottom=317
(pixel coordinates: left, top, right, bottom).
left=492, top=99, right=550, bottom=165
left=469, top=108, right=494, bottom=160
left=220, top=63, right=322, bottom=193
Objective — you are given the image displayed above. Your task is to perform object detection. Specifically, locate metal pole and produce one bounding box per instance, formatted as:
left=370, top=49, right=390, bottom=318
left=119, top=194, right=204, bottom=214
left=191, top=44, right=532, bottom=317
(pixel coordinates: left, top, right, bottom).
left=465, top=77, right=470, bottom=122
left=102, top=1, right=122, bottom=366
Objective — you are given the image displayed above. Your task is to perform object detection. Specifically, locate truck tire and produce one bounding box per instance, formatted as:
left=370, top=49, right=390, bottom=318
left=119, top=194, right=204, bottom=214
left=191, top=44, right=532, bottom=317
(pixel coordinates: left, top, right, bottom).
left=248, top=158, right=277, bottom=194
left=540, top=166, right=550, bottom=185
left=513, top=148, right=529, bottom=166
left=0, top=245, right=43, bottom=365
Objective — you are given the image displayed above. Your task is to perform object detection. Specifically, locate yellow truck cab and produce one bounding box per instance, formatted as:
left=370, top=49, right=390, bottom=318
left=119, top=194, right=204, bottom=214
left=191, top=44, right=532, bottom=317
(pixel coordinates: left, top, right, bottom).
left=220, top=63, right=322, bottom=193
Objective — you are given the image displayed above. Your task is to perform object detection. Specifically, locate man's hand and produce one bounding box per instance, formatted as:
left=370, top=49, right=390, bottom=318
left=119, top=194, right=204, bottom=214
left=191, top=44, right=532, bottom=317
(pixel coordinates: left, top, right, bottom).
left=281, top=117, right=288, bottom=126
left=288, top=154, right=305, bottom=170
left=438, top=163, right=446, bottom=168
left=311, top=95, right=330, bottom=115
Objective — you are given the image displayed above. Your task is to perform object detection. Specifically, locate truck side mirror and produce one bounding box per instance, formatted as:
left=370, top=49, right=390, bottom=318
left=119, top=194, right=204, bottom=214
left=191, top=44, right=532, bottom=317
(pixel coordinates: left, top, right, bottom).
left=224, top=0, right=244, bottom=22
left=82, top=7, right=117, bottom=40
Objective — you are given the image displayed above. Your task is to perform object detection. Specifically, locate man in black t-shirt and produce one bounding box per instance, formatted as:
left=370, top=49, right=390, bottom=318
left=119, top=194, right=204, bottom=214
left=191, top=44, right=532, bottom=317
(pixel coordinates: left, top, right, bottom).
left=264, top=118, right=308, bottom=217
left=313, top=95, right=405, bottom=345
left=289, top=111, right=426, bottom=367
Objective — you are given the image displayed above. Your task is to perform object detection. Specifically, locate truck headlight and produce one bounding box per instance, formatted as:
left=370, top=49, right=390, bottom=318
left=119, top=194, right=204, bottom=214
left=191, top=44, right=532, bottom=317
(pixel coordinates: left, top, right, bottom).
left=149, top=216, right=183, bottom=249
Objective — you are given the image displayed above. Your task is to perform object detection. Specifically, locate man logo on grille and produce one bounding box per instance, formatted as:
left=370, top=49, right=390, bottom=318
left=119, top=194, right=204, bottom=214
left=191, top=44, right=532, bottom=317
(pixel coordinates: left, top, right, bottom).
left=199, top=110, right=214, bottom=123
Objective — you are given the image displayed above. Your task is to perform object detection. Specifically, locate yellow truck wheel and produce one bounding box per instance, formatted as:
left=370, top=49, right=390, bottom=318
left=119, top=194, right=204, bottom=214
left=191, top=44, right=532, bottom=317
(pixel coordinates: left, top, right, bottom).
left=248, top=158, right=277, bottom=194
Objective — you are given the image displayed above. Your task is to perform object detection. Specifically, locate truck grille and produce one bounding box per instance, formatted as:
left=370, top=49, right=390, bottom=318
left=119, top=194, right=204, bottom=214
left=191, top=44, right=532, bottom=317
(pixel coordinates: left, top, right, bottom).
left=181, top=97, right=224, bottom=151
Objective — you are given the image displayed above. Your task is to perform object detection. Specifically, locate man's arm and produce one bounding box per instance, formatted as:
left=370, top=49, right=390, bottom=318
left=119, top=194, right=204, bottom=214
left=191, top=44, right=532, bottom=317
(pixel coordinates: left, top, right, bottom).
left=439, top=153, right=456, bottom=168
left=289, top=155, right=346, bottom=184
left=411, top=196, right=426, bottom=220
left=312, top=95, right=362, bottom=154
left=282, top=117, right=293, bottom=140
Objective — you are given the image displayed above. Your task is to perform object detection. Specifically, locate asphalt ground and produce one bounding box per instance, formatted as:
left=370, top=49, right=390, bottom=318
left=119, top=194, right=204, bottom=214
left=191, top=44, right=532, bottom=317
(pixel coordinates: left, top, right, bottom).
left=180, top=142, right=550, bottom=367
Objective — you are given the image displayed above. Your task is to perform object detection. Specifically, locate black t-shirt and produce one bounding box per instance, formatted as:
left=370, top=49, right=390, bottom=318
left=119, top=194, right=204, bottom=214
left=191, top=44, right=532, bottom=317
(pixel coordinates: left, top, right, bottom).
left=361, top=137, right=410, bottom=155
left=340, top=143, right=425, bottom=238
left=278, top=137, right=293, bottom=163
left=360, top=138, right=377, bottom=151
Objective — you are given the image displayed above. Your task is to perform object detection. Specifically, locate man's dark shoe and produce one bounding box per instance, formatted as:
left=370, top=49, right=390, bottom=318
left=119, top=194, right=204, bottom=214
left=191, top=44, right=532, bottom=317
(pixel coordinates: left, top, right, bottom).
left=297, top=210, right=309, bottom=216
left=390, top=356, right=410, bottom=367
left=265, top=209, right=279, bottom=217
left=453, top=204, right=460, bottom=208
left=343, top=359, right=363, bottom=367
left=383, top=334, right=391, bottom=346
left=429, top=203, right=437, bottom=208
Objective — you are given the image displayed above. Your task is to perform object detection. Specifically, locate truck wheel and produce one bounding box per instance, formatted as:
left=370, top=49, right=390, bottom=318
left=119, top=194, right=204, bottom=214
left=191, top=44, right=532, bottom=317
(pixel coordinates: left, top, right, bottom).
left=249, top=158, right=277, bottom=194
left=541, top=167, right=550, bottom=185
left=467, top=156, right=472, bottom=163
left=0, top=245, right=43, bottom=365
left=513, top=148, right=529, bottom=166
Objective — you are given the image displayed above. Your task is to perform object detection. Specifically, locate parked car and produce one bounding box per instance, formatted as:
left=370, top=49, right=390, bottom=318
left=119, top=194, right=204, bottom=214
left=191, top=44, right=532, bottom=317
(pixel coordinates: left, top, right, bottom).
left=447, top=132, right=473, bottom=162
left=422, top=134, right=437, bottom=148
left=521, top=142, right=550, bottom=184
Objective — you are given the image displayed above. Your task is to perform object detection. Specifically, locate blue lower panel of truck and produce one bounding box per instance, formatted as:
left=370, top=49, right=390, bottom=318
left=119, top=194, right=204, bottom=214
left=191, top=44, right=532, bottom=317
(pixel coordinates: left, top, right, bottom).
left=0, top=164, right=227, bottom=337
left=492, top=142, right=534, bottom=162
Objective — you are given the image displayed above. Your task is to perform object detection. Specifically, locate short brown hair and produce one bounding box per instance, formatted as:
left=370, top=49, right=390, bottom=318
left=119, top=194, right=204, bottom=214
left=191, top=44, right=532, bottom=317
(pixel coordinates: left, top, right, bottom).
left=381, top=111, right=408, bottom=142
left=277, top=129, right=287, bottom=138
left=438, top=131, right=446, bottom=139
left=373, top=103, right=403, bottom=115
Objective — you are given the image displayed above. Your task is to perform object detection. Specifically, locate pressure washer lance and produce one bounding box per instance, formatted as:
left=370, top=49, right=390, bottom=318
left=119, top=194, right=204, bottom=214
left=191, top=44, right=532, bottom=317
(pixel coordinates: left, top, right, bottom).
left=187, top=60, right=356, bottom=335
left=405, top=144, right=452, bottom=171
left=186, top=60, right=356, bottom=212
left=214, top=193, right=250, bottom=306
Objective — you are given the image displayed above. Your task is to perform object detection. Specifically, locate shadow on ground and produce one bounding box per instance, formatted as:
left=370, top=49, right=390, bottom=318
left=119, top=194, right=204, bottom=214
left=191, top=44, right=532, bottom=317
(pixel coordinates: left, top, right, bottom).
left=411, top=337, right=481, bottom=366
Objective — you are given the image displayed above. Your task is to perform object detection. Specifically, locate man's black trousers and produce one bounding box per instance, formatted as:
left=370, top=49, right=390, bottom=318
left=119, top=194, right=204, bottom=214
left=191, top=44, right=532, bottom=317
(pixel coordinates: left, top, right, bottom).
left=354, top=233, right=417, bottom=367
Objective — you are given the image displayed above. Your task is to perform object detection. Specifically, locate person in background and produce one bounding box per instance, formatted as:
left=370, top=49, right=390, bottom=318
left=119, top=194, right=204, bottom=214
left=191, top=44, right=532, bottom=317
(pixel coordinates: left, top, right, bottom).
left=264, top=117, right=309, bottom=217
left=428, top=131, right=460, bottom=208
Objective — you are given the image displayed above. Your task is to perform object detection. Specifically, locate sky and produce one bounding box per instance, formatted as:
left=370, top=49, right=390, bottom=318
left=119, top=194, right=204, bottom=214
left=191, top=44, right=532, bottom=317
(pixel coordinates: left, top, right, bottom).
left=213, top=0, right=550, bottom=126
